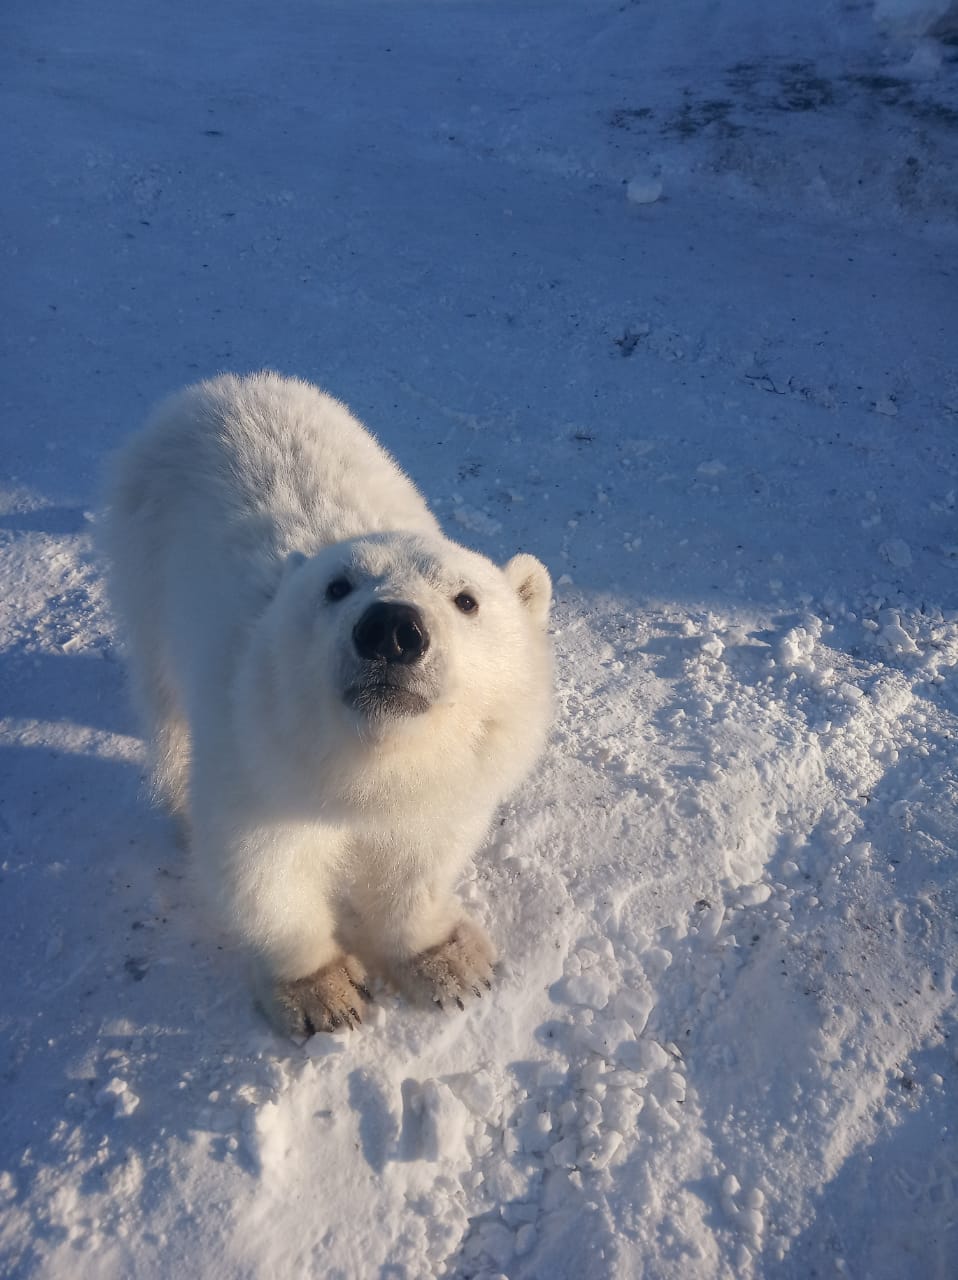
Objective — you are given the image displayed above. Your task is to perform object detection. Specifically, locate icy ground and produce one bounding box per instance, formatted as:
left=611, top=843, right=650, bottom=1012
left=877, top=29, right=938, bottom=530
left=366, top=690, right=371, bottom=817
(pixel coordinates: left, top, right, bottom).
left=2, top=1, right=957, bottom=1276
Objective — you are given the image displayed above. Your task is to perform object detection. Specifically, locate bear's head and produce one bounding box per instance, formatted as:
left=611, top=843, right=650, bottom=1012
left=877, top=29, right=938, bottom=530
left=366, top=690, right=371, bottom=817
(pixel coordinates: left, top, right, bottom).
left=240, top=531, right=552, bottom=813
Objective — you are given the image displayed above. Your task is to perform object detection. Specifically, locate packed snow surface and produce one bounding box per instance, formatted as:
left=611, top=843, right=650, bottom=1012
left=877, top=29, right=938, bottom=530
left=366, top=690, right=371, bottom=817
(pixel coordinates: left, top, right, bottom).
left=2, top=1, right=957, bottom=1277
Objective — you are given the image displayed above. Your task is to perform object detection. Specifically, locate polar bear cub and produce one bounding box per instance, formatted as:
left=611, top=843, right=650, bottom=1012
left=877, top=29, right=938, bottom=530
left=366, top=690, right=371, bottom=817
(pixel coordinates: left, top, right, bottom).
left=103, top=372, right=552, bottom=1036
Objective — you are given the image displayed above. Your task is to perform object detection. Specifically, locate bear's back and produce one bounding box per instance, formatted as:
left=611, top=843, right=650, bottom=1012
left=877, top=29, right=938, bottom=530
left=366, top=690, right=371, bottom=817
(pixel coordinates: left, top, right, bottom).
left=112, top=371, right=440, bottom=560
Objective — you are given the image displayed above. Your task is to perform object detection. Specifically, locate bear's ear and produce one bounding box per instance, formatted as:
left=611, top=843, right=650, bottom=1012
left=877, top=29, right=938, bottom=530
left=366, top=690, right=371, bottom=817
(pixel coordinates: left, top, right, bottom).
left=504, top=554, right=552, bottom=629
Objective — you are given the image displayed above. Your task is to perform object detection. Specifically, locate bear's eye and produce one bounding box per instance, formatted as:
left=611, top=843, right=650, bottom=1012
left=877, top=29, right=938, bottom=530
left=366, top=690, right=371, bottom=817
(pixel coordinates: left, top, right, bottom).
left=325, top=577, right=353, bottom=603
left=454, top=592, right=478, bottom=615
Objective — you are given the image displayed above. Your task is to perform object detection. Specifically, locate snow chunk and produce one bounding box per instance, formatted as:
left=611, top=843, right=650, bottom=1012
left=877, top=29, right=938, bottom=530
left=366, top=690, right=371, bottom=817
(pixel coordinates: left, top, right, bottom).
left=472, top=1221, right=514, bottom=1267
left=405, top=1079, right=470, bottom=1161
left=622, top=1039, right=670, bottom=1073
left=515, top=1102, right=553, bottom=1155
left=550, top=1133, right=580, bottom=1168
left=304, top=1033, right=348, bottom=1060
left=776, top=623, right=820, bottom=674
left=734, top=883, right=772, bottom=907
left=697, top=901, right=726, bottom=939
left=642, top=946, right=673, bottom=978
left=612, top=986, right=655, bottom=1034
left=655, top=1070, right=687, bottom=1105
left=879, top=538, right=913, bottom=569
left=452, top=505, right=501, bottom=537
left=577, top=1017, right=635, bottom=1057
left=626, top=175, right=663, bottom=205
left=241, top=1100, right=285, bottom=1172
left=95, top=1078, right=139, bottom=1118
left=582, top=1129, right=623, bottom=1170
left=721, top=1172, right=766, bottom=1238
left=563, top=969, right=611, bottom=1009
left=878, top=612, right=920, bottom=655
left=696, top=460, right=728, bottom=478
left=449, top=1069, right=501, bottom=1124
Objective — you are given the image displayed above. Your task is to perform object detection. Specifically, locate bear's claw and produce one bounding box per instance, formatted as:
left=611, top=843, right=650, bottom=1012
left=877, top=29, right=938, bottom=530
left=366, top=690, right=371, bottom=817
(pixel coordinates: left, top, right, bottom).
left=273, top=955, right=369, bottom=1038
left=396, top=917, right=498, bottom=1011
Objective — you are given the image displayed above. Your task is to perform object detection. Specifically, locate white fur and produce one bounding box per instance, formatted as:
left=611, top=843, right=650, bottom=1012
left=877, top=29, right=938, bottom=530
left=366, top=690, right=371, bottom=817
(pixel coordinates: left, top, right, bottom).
left=102, top=372, right=552, bottom=1033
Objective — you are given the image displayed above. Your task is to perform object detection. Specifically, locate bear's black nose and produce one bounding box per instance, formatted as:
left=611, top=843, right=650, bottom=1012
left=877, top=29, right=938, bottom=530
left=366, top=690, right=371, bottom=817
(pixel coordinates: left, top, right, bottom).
left=353, top=602, right=430, bottom=665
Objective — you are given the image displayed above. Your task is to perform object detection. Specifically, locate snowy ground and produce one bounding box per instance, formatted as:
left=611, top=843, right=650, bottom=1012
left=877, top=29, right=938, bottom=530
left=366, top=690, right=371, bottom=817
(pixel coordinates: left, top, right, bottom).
left=2, top=1, right=957, bottom=1276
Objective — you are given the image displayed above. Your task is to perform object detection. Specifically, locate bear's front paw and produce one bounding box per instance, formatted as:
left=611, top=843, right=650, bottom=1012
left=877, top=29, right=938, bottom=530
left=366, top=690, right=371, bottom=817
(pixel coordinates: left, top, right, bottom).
left=271, top=956, right=370, bottom=1038
left=397, top=918, right=497, bottom=1011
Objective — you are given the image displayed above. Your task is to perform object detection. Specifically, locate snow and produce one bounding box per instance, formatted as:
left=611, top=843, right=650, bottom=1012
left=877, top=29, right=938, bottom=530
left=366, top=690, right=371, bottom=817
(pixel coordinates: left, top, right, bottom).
left=1, top=1, right=957, bottom=1278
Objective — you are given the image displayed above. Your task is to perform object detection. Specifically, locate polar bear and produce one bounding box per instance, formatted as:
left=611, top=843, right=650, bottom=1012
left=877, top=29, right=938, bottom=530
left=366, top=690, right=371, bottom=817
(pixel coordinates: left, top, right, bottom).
left=103, top=372, right=552, bottom=1036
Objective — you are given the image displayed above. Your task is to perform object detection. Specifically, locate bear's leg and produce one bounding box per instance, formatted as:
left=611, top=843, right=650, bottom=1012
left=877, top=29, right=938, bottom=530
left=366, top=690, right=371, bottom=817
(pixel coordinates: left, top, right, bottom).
left=214, top=827, right=370, bottom=1038
left=128, top=648, right=191, bottom=822
left=150, top=700, right=191, bottom=825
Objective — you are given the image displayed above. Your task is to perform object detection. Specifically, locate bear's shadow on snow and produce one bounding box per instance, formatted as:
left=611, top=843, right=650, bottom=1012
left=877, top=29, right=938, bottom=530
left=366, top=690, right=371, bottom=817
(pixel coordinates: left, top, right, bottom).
left=0, top=648, right=132, bottom=737
left=0, top=656, right=291, bottom=1242
left=2, top=764, right=285, bottom=1248
left=0, top=506, right=90, bottom=536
